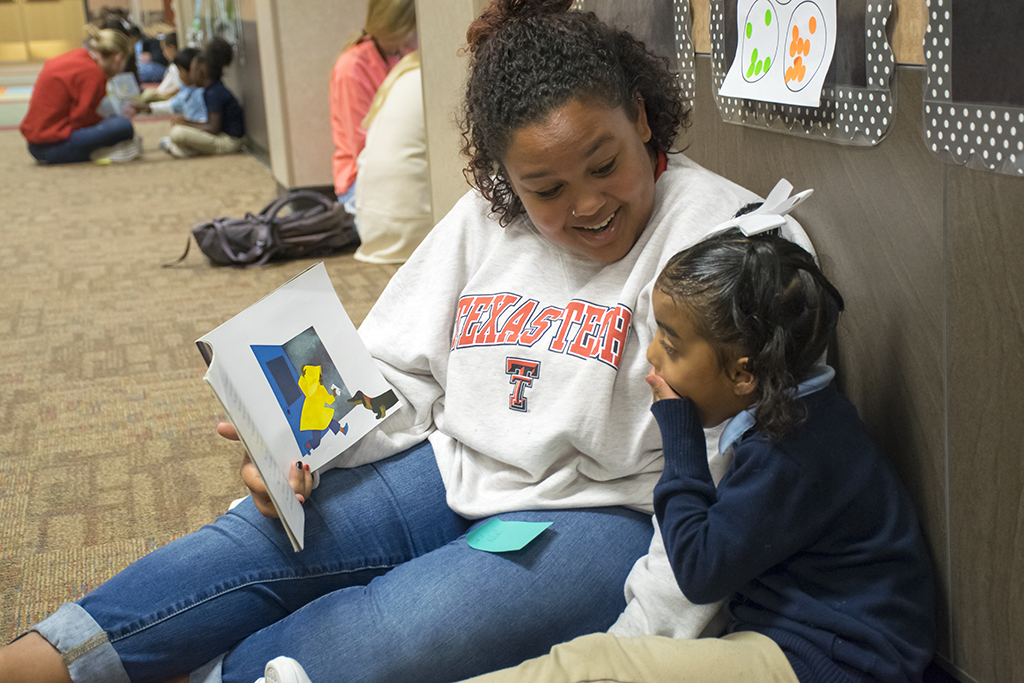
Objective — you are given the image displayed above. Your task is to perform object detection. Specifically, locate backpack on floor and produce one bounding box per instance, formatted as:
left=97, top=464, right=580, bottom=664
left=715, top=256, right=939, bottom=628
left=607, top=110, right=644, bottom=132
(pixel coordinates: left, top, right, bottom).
left=166, top=190, right=358, bottom=267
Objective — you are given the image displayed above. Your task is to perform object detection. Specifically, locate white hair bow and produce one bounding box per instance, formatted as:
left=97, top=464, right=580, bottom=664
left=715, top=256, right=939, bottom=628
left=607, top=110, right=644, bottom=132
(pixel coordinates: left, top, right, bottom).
left=713, top=179, right=813, bottom=237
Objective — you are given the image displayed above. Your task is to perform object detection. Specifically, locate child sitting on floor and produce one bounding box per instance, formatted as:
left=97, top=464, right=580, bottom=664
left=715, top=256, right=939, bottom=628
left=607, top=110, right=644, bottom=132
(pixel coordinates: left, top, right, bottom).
left=161, top=37, right=244, bottom=158
left=137, top=32, right=182, bottom=103
left=131, top=48, right=206, bottom=126
left=456, top=228, right=939, bottom=683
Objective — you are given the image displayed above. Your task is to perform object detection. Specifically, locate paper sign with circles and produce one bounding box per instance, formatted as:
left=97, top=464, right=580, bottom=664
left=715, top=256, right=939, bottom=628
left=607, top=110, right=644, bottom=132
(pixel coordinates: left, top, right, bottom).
left=710, top=1, right=897, bottom=147
left=720, top=0, right=835, bottom=107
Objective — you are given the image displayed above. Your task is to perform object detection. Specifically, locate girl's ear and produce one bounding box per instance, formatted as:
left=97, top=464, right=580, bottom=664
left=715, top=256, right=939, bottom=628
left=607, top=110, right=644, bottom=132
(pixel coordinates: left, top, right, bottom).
left=729, top=357, right=757, bottom=397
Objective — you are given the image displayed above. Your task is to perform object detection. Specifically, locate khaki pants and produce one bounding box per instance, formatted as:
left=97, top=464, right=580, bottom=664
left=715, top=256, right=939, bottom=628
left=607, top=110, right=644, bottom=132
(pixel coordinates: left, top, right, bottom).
left=168, top=124, right=242, bottom=157
left=459, top=631, right=800, bottom=683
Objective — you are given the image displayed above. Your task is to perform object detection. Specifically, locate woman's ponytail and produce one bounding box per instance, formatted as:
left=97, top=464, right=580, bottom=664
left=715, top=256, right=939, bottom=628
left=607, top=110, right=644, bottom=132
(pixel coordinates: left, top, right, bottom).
left=466, top=0, right=573, bottom=53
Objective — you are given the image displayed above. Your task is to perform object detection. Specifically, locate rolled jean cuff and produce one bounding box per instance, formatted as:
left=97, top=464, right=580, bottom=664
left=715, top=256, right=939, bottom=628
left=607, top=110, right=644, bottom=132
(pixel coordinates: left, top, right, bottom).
left=33, top=603, right=130, bottom=683
left=190, top=653, right=224, bottom=683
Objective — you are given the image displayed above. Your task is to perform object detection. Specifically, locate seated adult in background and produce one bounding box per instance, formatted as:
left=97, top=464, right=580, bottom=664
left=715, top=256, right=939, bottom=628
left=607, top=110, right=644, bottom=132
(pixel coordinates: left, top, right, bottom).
left=20, top=25, right=138, bottom=164
left=352, top=51, right=432, bottom=264
left=0, top=2, right=817, bottom=682
left=330, top=0, right=417, bottom=211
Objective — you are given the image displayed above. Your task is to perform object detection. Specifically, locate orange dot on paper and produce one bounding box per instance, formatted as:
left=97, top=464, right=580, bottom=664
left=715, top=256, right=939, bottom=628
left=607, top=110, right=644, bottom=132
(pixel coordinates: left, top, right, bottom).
left=803, top=40, right=810, bottom=57
left=809, top=16, right=817, bottom=34
left=793, top=26, right=800, bottom=40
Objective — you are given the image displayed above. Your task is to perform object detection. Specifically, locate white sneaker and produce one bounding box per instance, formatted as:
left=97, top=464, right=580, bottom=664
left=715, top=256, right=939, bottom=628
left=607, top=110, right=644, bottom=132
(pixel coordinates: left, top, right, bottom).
left=159, top=136, right=190, bottom=158
left=261, top=656, right=313, bottom=683
left=91, top=135, right=142, bottom=163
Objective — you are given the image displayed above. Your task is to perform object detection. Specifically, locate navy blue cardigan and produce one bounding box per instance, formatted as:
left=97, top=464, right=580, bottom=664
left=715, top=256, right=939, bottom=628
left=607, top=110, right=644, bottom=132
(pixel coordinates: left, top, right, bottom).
left=652, top=384, right=936, bottom=683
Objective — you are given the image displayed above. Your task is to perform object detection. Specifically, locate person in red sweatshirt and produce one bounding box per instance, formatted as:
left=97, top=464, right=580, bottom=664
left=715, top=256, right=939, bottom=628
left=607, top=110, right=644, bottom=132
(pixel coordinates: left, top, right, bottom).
left=20, top=25, right=138, bottom=164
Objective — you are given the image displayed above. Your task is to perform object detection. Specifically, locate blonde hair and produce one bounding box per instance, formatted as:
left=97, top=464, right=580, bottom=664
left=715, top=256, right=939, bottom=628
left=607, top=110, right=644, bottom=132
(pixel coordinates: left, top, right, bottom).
left=346, top=0, right=416, bottom=50
left=84, top=25, right=133, bottom=58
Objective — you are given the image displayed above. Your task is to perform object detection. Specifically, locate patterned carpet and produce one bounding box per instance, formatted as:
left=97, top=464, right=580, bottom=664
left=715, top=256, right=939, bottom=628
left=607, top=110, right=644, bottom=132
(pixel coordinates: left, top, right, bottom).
left=0, top=119, right=400, bottom=640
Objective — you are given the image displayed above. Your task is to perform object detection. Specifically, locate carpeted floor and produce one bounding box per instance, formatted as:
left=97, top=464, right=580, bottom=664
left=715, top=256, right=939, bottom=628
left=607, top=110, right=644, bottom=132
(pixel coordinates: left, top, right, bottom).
left=0, top=114, right=400, bottom=640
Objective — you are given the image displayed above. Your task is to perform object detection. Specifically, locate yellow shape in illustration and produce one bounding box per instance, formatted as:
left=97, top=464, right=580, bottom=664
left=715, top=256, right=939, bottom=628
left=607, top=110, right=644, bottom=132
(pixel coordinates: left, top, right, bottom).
left=298, top=365, right=336, bottom=431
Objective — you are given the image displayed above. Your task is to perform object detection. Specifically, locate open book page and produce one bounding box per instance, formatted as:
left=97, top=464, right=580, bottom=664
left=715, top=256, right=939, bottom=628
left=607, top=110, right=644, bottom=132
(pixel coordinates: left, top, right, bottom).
left=196, top=263, right=400, bottom=550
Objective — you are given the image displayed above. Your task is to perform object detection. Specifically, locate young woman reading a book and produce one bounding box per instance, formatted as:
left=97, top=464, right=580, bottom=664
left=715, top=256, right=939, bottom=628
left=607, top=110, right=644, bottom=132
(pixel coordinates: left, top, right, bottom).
left=1, top=2, right=826, bottom=682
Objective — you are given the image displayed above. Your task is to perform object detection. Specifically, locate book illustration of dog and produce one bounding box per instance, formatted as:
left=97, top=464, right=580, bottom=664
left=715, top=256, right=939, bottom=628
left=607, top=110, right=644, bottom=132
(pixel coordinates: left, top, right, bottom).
left=348, top=389, right=398, bottom=419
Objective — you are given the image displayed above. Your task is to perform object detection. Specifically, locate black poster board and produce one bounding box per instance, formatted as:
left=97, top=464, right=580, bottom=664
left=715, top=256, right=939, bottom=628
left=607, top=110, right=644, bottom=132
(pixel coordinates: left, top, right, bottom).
left=710, top=0, right=895, bottom=146
left=924, top=0, right=1024, bottom=175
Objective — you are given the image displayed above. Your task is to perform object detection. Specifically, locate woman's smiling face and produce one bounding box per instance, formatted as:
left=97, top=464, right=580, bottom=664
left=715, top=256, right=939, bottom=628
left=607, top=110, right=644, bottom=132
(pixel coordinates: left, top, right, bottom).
left=501, top=97, right=658, bottom=265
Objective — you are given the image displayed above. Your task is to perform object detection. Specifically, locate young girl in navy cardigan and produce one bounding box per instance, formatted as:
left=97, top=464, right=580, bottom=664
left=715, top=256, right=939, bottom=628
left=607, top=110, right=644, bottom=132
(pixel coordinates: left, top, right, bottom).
left=456, top=228, right=937, bottom=683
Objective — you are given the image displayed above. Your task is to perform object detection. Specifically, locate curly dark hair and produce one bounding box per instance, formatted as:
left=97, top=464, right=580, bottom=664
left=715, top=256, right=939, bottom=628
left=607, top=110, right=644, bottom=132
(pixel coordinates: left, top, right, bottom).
left=656, top=229, right=845, bottom=441
left=461, top=0, right=689, bottom=226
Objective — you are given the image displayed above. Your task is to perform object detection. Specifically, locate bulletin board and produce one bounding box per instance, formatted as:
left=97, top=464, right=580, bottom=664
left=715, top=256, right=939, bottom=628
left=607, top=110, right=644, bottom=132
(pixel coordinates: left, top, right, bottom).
left=709, top=0, right=895, bottom=145
left=572, top=0, right=695, bottom=103
left=923, top=0, right=1024, bottom=176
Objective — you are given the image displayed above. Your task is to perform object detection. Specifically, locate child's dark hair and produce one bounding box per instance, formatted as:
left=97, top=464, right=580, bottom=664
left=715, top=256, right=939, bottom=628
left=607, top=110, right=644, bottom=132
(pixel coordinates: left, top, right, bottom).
left=656, top=229, right=845, bottom=440
left=203, top=37, right=234, bottom=82
left=173, top=47, right=199, bottom=72
left=461, top=0, right=688, bottom=226
left=162, top=32, right=178, bottom=49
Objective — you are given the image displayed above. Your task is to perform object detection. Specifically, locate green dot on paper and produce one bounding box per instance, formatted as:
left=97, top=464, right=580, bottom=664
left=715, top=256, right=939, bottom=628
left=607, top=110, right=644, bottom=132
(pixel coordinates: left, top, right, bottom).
left=764, top=56, right=771, bottom=71
left=755, top=60, right=763, bottom=75
left=746, top=22, right=752, bottom=39
left=765, top=9, right=772, bottom=26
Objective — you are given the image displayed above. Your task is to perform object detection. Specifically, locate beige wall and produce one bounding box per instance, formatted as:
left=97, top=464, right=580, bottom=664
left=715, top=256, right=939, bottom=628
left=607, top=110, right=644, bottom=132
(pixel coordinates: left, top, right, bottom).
left=417, top=0, right=491, bottom=223
left=251, top=0, right=363, bottom=189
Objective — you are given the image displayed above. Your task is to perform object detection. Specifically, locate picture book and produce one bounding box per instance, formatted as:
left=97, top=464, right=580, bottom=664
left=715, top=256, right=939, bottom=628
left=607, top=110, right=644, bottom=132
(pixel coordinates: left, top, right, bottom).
left=196, top=263, right=400, bottom=551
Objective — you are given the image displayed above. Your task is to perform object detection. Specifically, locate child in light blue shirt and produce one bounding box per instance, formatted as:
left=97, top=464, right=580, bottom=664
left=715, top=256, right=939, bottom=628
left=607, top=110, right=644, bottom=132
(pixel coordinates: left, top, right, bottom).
left=133, top=48, right=207, bottom=122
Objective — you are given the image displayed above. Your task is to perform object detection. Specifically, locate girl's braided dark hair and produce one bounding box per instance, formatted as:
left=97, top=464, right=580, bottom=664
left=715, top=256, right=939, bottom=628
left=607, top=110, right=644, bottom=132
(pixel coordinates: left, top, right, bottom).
left=461, top=0, right=689, bottom=226
left=656, top=229, right=845, bottom=441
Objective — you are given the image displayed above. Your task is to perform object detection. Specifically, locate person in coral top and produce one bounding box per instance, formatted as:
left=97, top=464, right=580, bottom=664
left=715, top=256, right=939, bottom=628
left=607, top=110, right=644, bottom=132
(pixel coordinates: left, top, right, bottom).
left=20, top=25, right=138, bottom=164
left=329, top=0, right=417, bottom=213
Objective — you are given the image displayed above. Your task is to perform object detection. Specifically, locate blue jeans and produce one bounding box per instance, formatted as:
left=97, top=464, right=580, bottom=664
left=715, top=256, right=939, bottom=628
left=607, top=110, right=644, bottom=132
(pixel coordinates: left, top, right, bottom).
left=27, top=116, right=134, bottom=164
left=34, top=441, right=653, bottom=683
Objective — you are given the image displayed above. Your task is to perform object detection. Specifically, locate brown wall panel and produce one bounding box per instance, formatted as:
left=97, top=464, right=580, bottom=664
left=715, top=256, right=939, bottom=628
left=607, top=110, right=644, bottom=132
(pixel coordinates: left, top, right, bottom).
left=683, top=59, right=950, bottom=653
left=946, top=167, right=1024, bottom=682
